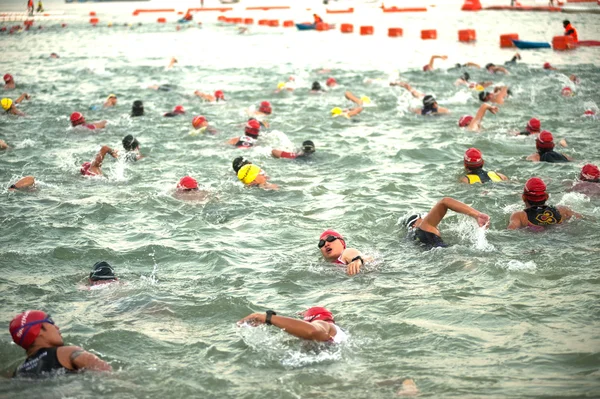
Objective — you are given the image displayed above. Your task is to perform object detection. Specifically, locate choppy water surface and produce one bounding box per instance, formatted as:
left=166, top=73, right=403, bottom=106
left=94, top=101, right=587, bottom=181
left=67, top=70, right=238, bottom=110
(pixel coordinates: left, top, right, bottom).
left=1, top=7, right=599, bottom=398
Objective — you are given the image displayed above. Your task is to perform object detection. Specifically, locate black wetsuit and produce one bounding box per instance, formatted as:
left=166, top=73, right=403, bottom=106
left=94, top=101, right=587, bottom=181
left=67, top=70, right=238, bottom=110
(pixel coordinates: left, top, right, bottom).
left=539, top=150, right=569, bottom=163
left=465, top=168, right=502, bottom=184
left=421, top=106, right=438, bottom=116
left=14, top=347, right=71, bottom=378
left=409, top=227, right=447, bottom=248
left=525, top=205, right=562, bottom=226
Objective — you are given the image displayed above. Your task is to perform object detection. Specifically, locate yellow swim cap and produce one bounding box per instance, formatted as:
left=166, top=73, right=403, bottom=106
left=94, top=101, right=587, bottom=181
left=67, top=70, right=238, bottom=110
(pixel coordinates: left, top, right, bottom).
left=106, top=94, right=117, bottom=100
left=331, top=107, right=343, bottom=116
left=1, top=98, right=12, bottom=111
left=237, top=164, right=261, bottom=185
left=277, top=82, right=286, bottom=90
left=475, top=85, right=484, bottom=92
left=360, top=96, right=371, bottom=104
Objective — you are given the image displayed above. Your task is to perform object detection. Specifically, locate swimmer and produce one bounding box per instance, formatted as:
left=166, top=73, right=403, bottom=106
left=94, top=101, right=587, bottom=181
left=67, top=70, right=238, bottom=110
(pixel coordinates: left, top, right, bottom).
left=8, top=176, right=35, bottom=191
left=272, top=140, right=315, bottom=159
left=503, top=52, right=521, bottom=66
left=458, top=103, right=498, bottom=131
left=70, top=112, right=107, bottom=130
left=238, top=307, right=347, bottom=344
left=561, top=87, right=574, bottom=97
left=449, top=62, right=481, bottom=70
left=2, top=93, right=30, bottom=116
left=254, top=100, right=272, bottom=118
left=164, top=105, right=185, bottom=117
left=390, top=82, right=449, bottom=115
left=3, top=73, right=15, bottom=89
left=461, top=148, right=508, bottom=184
left=526, top=131, right=572, bottom=163
left=330, top=91, right=364, bottom=118
left=275, top=80, right=294, bottom=93
left=478, top=86, right=509, bottom=105
left=0, top=139, right=8, bottom=149
left=50, top=53, right=59, bottom=59
left=453, top=72, right=492, bottom=90
left=404, top=197, right=489, bottom=249
left=543, top=62, right=557, bottom=71
left=9, top=310, right=112, bottom=377
left=568, top=164, right=600, bottom=196
left=80, top=145, right=118, bottom=176
left=227, top=119, right=260, bottom=148
left=193, top=90, right=225, bottom=102
left=191, top=115, right=216, bottom=134
left=131, top=100, right=144, bottom=117
left=422, top=55, right=447, bottom=72
left=122, top=135, right=143, bottom=162
left=326, top=77, right=337, bottom=88
left=237, top=164, right=278, bottom=190
left=232, top=156, right=252, bottom=174
left=511, top=118, right=568, bottom=146
left=318, top=230, right=365, bottom=276
left=103, top=94, right=117, bottom=108
left=563, top=20, right=578, bottom=42
left=88, top=261, right=118, bottom=287
left=569, top=74, right=580, bottom=84
left=174, top=176, right=208, bottom=201
left=167, top=57, right=178, bottom=69
left=484, top=63, right=510, bottom=75
left=148, top=84, right=176, bottom=92
left=310, top=81, right=324, bottom=93
left=508, top=177, right=581, bottom=230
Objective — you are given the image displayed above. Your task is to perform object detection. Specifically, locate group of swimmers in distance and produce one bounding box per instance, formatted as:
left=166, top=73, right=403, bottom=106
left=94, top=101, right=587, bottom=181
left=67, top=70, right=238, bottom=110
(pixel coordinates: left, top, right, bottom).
left=2, top=20, right=597, bottom=394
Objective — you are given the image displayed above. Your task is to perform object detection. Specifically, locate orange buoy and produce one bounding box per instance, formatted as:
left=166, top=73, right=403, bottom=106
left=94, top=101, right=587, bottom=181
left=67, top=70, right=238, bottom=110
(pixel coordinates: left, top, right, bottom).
left=217, top=15, right=226, bottom=22
left=340, top=23, right=353, bottom=33
left=421, top=29, right=437, bottom=40
left=500, top=33, right=519, bottom=48
left=232, top=17, right=242, bottom=24
left=268, top=20, right=279, bottom=27
left=458, top=29, right=476, bottom=42
left=244, top=18, right=254, bottom=25
left=258, top=19, right=269, bottom=26
left=283, top=20, right=294, bottom=27
left=157, top=17, right=166, bottom=23
left=461, top=0, right=482, bottom=11
left=552, top=35, right=575, bottom=51
left=388, top=27, right=403, bottom=37
left=360, top=26, right=374, bottom=35
left=316, top=22, right=329, bottom=31
left=89, top=11, right=96, bottom=17
left=90, top=18, right=99, bottom=25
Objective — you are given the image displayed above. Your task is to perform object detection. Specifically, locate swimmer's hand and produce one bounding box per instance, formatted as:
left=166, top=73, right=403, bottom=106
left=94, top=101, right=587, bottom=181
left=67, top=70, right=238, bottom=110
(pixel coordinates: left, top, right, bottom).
left=477, top=213, right=490, bottom=228
left=347, top=258, right=363, bottom=276
left=110, top=149, right=118, bottom=158
left=237, top=313, right=266, bottom=327
left=487, top=105, right=499, bottom=114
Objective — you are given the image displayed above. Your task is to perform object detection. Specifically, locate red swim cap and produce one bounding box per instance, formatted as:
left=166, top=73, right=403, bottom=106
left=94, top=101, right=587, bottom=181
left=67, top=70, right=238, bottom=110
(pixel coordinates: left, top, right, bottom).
left=524, top=177, right=549, bottom=203
left=464, top=148, right=484, bottom=169
left=580, top=164, right=600, bottom=182
left=536, top=130, right=555, bottom=150
left=458, top=115, right=473, bottom=127
left=302, top=307, right=334, bottom=323
left=583, top=109, right=595, bottom=116
left=3, top=73, right=13, bottom=82
left=173, top=105, right=185, bottom=114
left=214, top=90, right=224, bottom=100
left=9, top=310, right=48, bottom=349
left=326, top=77, right=336, bottom=86
left=422, top=65, right=431, bottom=72
left=245, top=119, right=260, bottom=137
left=258, top=101, right=272, bottom=115
left=543, top=62, right=552, bottom=70
left=70, top=112, right=85, bottom=126
left=319, top=229, right=346, bottom=249
left=178, top=176, right=198, bottom=190
left=526, top=118, right=541, bottom=132
left=561, top=87, right=573, bottom=97
left=192, top=115, right=207, bottom=129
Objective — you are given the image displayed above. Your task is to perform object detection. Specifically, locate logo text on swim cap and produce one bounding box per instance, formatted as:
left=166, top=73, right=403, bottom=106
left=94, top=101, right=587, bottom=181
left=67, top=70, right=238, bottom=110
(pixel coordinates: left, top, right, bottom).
left=17, top=311, right=31, bottom=338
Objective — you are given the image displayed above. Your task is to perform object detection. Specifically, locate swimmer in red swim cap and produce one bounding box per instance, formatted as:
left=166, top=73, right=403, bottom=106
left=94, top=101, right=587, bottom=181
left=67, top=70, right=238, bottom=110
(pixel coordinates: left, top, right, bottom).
left=164, top=105, right=186, bottom=117
left=461, top=148, right=508, bottom=184
left=194, top=90, right=225, bottom=102
left=318, top=230, right=366, bottom=276
left=458, top=103, right=498, bottom=131
left=228, top=119, right=260, bottom=148
left=70, top=111, right=107, bottom=130
left=174, top=175, right=208, bottom=200
left=526, top=131, right=572, bottom=163
left=80, top=145, right=118, bottom=176
left=3, top=73, right=16, bottom=89
left=9, top=310, right=112, bottom=377
left=568, top=164, right=600, bottom=196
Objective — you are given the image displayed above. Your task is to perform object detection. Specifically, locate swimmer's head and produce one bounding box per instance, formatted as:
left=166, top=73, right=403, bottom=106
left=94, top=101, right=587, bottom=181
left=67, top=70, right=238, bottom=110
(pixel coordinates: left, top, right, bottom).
left=461, top=72, right=470, bottom=82
left=319, top=229, right=346, bottom=250
left=360, top=95, right=371, bottom=105
left=422, top=65, right=432, bottom=72
left=454, top=63, right=462, bottom=69
left=569, top=74, right=580, bottom=84
left=523, top=177, right=549, bottom=204
left=122, top=134, right=140, bottom=151
left=301, top=307, right=334, bottom=324
left=580, top=164, right=600, bottom=182
left=131, top=100, right=144, bottom=116
left=177, top=176, right=198, bottom=191
left=232, top=156, right=251, bottom=173
left=3, top=74, right=13, bottom=83
left=422, top=95, right=436, bottom=108
left=563, top=20, right=570, bottom=28
left=70, top=111, right=85, bottom=127
left=1, top=98, right=13, bottom=111
left=464, top=148, right=484, bottom=169
left=326, top=77, right=337, bottom=87
left=245, top=119, right=260, bottom=138
left=404, top=213, right=426, bottom=230
left=561, top=87, right=574, bottom=97
left=330, top=107, right=343, bottom=117
left=311, top=81, right=322, bottom=91
left=458, top=115, right=473, bottom=128
left=302, top=140, right=315, bottom=154
left=9, top=310, right=56, bottom=349
left=543, top=62, right=553, bottom=70
left=485, top=63, right=495, bottom=71
left=526, top=118, right=541, bottom=133
left=277, top=82, right=286, bottom=90
left=106, top=94, right=117, bottom=103
left=173, top=105, right=185, bottom=114
left=192, top=115, right=208, bottom=129
left=50, top=53, right=59, bottom=58
left=237, top=164, right=261, bottom=185
left=89, top=261, right=117, bottom=283
left=259, top=101, right=272, bottom=115
left=214, top=90, right=225, bottom=101
left=478, top=91, right=491, bottom=102
left=536, top=130, right=555, bottom=151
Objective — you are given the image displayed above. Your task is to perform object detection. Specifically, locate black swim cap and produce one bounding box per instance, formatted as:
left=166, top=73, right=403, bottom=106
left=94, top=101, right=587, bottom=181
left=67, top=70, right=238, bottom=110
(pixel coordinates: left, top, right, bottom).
left=232, top=156, right=251, bottom=173
left=89, top=261, right=116, bottom=281
left=563, top=20, right=570, bottom=27
left=455, top=63, right=461, bottom=68
left=423, top=95, right=436, bottom=107
left=302, top=140, right=315, bottom=153
left=131, top=100, right=144, bottom=117
left=485, top=63, right=494, bottom=70
left=461, top=72, right=470, bottom=81
left=478, top=91, right=489, bottom=102
left=122, top=134, right=139, bottom=151
left=311, top=81, right=322, bottom=91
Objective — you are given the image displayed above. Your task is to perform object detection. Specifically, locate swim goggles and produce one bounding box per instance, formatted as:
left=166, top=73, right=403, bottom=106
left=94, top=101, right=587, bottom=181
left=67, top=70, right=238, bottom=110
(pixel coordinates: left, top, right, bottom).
left=318, top=235, right=340, bottom=249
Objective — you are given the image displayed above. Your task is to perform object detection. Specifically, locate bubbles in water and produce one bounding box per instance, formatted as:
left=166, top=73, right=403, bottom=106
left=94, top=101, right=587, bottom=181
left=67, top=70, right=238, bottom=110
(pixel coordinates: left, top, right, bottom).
left=14, top=139, right=36, bottom=149
left=496, top=259, right=537, bottom=272
left=454, top=217, right=495, bottom=252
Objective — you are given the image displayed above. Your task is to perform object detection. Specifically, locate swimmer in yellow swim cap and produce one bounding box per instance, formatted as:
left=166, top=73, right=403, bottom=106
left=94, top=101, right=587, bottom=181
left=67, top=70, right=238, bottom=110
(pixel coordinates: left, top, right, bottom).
left=330, top=91, right=364, bottom=118
left=237, top=164, right=279, bottom=190
left=1, top=92, right=30, bottom=116
left=103, top=94, right=117, bottom=108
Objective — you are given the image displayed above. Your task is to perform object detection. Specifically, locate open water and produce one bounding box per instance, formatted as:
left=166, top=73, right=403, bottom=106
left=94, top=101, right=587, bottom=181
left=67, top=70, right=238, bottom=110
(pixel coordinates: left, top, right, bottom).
left=1, top=3, right=600, bottom=398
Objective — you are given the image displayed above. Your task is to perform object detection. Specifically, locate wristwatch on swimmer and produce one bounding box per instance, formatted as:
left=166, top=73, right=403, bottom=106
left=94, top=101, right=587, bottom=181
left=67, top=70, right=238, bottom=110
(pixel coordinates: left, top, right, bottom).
left=265, top=310, right=277, bottom=325
left=351, top=255, right=364, bottom=266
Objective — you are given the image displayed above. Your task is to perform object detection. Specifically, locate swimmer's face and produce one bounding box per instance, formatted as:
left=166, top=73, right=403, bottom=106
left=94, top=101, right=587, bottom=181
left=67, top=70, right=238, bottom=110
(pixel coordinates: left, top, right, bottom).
left=320, top=236, right=344, bottom=260
left=40, top=320, right=63, bottom=346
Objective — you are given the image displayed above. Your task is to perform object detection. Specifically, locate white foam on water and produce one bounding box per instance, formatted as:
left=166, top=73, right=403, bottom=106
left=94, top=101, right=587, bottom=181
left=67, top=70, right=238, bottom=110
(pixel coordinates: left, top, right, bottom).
left=454, top=217, right=495, bottom=252
left=496, top=259, right=537, bottom=272
left=14, top=139, right=36, bottom=149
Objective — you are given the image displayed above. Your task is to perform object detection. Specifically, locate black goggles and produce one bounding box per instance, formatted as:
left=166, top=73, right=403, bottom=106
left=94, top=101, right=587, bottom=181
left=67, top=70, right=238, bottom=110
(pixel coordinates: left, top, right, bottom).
left=318, top=235, right=340, bottom=249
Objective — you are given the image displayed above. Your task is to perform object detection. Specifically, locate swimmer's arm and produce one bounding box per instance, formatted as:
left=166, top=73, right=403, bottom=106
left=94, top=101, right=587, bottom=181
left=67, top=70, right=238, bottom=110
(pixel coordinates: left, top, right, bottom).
left=464, top=62, right=481, bottom=68
left=344, top=91, right=362, bottom=106
left=435, top=107, right=450, bottom=114
left=193, top=91, right=214, bottom=101
left=341, top=248, right=363, bottom=276
left=92, top=120, right=107, bottom=129
left=498, top=173, right=509, bottom=181
left=58, top=346, right=112, bottom=372
left=271, top=316, right=332, bottom=342
left=427, top=55, right=447, bottom=70
left=0, top=139, right=8, bottom=149
left=494, top=66, right=509, bottom=75
left=92, top=146, right=117, bottom=167
left=11, top=108, right=25, bottom=116
left=15, top=93, right=30, bottom=104
left=460, top=176, right=470, bottom=184
left=558, top=138, right=568, bottom=148
left=347, top=106, right=363, bottom=117
left=558, top=206, right=583, bottom=220
left=469, top=104, right=497, bottom=131
left=507, top=212, right=525, bottom=230
left=271, top=149, right=283, bottom=158
left=227, top=137, right=239, bottom=145
left=526, top=153, right=540, bottom=162
left=10, top=176, right=35, bottom=190
left=564, top=153, right=574, bottom=161
left=424, top=197, right=489, bottom=231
